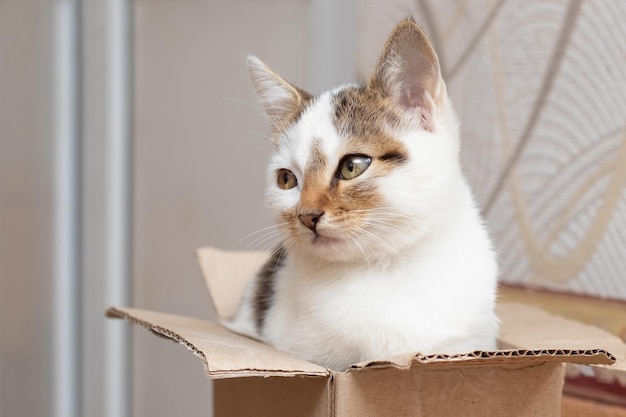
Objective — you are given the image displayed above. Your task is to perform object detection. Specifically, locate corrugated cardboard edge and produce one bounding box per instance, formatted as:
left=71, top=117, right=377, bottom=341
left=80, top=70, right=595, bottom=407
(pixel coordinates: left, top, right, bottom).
left=106, top=306, right=208, bottom=366
left=350, top=348, right=615, bottom=372
left=106, top=307, right=329, bottom=379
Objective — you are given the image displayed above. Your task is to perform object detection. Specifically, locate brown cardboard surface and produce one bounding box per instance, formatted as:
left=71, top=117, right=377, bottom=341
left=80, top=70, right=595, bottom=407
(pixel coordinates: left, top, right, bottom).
left=497, top=303, right=626, bottom=386
left=499, top=285, right=626, bottom=340
left=106, top=307, right=328, bottom=378
left=214, top=377, right=332, bottom=417
left=334, top=363, right=566, bottom=417
left=196, top=247, right=267, bottom=320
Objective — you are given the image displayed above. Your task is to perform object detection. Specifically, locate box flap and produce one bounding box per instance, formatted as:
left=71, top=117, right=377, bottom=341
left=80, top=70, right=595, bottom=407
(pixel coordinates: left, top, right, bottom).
left=196, top=247, right=268, bottom=320
left=106, top=307, right=329, bottom=379
left=497, top=302, right=626, bottom=386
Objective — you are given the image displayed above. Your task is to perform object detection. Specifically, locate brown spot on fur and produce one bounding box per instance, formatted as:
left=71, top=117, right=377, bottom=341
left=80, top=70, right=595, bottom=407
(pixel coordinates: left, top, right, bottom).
left=254, top=246, right=286, bottom=334
left=305, top=139, right=327, bottom=180
left=333, top=87, right=405, bottom=139
left=333, top=87, right=410, bottom=172
left=300, top=139, right=330, bottom=211
left=337, top=180, right=382, bottom=211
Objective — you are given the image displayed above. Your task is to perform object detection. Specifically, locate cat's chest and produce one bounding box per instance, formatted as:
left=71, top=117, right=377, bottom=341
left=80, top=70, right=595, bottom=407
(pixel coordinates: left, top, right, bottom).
left=274, top=258, right=451, bottom=326
left=262, top=258, right=465, bottom=365
left=260, top=249, right=495, bottom=368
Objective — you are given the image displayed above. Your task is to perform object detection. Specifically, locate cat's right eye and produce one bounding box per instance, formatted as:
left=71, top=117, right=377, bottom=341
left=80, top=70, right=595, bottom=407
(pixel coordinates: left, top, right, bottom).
left=338, top=154, right=371, bottom=180
left=277, top=169, right=297, bottom=190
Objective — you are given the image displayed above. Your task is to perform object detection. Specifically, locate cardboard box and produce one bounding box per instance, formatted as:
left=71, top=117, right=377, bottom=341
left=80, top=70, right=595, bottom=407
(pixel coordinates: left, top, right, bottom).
left=107, top=247, right=626, bottom=417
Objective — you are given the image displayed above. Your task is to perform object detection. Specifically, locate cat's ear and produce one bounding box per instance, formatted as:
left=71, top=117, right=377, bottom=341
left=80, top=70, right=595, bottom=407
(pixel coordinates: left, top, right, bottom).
left=247, top=56, right=311, bottom=136
left=370, top=19, right=446, bottom=132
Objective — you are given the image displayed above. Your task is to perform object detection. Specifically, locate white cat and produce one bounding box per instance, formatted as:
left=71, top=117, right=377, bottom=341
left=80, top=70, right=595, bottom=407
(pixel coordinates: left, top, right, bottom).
left=227, top=19, right=499, bottom=371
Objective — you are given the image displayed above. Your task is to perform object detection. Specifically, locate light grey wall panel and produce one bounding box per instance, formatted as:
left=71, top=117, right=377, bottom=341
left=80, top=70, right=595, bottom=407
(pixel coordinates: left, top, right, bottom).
left=132, top=1, right=313, bottom=416
left=1, top=1, right=56, bottom=416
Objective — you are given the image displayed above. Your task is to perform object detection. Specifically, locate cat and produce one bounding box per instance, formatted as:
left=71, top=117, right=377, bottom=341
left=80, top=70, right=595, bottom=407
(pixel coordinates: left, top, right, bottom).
left=226, top=18, right=499, bottom=371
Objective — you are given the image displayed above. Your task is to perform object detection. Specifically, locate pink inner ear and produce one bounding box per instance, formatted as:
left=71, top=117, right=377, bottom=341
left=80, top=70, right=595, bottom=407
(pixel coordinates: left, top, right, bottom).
left=393, top=52, right=437, bottom=112
left=399, top=86, right=424, bottom=109
left=373, top=23, right=444, bottom=132
left=396, top=74, right=436, bottom=131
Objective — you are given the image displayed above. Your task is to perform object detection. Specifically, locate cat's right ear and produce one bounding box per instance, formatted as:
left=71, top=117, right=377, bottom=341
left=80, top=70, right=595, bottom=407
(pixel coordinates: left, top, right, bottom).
left=247, top=56, right=311, bottom=137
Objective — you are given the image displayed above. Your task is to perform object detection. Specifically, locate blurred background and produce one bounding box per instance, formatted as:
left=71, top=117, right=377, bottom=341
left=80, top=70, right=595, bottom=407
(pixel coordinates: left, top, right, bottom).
left=1, top=0, right=625, bottom=416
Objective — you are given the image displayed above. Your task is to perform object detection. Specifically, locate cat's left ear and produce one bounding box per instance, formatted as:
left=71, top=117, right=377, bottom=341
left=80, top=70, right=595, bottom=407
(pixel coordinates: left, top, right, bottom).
left=370, top=19, right=446, bottom=132
left=248, top=56, right=311, bottom=138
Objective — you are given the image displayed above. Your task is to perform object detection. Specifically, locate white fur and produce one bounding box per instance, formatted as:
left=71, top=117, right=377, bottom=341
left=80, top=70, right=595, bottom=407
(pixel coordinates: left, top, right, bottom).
left=227, top=89, right=499, bottom=371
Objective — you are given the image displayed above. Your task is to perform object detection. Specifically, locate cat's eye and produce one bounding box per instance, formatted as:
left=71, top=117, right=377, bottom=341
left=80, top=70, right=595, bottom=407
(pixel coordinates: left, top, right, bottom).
left=277, top=169, right=297, bottom=190
left=338, top=155, right=371, bottom=180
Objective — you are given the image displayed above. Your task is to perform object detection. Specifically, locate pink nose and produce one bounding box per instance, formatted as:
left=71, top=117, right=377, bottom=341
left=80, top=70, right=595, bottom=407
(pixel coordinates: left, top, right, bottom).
left=299, top=212, right=323, bottom=232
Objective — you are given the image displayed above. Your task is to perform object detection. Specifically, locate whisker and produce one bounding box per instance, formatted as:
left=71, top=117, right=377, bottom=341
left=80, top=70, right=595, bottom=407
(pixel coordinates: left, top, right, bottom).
left=241, top=228, right=288, bottom=252
left=359, top=228, right=399, bottom=257
left=231, top=222, right=289, bottom=248
left=346, top=230, right=371, bottom=267
left=222, top=97, right=267, bottom=118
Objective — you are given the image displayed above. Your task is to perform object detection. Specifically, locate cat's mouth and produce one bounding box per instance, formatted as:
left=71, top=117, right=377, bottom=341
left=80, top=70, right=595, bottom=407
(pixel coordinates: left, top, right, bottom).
left=312, top=233, right=345, bottom=247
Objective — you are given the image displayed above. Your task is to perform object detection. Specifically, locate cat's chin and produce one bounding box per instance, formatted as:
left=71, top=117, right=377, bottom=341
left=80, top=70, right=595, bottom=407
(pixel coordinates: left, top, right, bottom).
left=297, top=233, right=352, bottom=261
left=302, top=233, right=376, bottom=264
left=312, top=234, right=345, bottom=247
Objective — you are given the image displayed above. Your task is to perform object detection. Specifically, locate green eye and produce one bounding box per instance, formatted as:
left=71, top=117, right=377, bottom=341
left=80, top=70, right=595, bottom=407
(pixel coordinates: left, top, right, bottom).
left=339, top=155, right=371, bottom=180
left=277, top=169, right=297, bottom=189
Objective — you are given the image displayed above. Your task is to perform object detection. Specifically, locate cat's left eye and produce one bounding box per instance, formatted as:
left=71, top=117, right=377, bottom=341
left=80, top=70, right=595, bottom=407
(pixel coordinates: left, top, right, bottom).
left=338, top=155, right=371, bottom=180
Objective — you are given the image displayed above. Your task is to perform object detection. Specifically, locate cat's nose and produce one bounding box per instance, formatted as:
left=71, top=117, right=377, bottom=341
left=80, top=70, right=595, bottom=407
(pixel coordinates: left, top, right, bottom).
left=299, top=211, right=324, bottom=232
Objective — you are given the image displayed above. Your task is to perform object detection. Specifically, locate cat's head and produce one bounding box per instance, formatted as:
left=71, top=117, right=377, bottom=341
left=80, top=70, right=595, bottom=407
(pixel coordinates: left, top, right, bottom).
left=249, top=19, right=462, bottom=264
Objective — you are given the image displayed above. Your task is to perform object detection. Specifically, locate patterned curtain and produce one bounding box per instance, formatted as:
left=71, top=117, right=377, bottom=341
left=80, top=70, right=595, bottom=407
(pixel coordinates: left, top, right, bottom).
left=357, top=0, right=626, bottom=301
